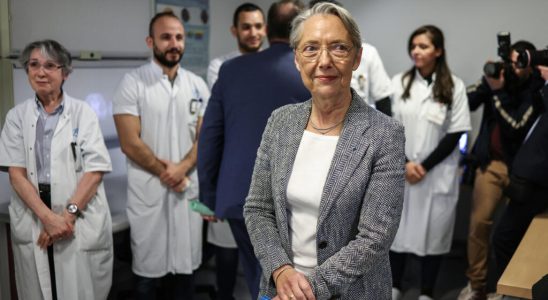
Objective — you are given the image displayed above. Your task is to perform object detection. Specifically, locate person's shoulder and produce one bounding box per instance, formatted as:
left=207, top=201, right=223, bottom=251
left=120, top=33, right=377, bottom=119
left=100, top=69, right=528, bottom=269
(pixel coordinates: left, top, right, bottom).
left=118, top=62, right=152, bottom=85
left=64, top=94, right=96, bottom=115
left=209, top=51, right=239, bottom=68
left=391, top=72, right=406, bottom=85
left=179, top=67, right=206, bottom=84
left=7, top=98, right=34, bottom=118
left=224, top=50, right=258, bottom=67
left=361, top=42, right=378, bottom=53
left=366, top=107, right=404, bottom=145
left=130, top=62, right=153, bottom=76
left=374, top=108, right=402, bottom=130
left=270, top=100, right=310, bottom=122
left=450, top=74, right=466, bottom=90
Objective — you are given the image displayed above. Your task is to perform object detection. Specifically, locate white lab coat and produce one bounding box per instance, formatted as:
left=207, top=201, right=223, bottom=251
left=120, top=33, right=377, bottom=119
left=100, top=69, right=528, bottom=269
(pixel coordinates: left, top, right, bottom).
left=351, top=43, right=393, bottom=106
left=390, top=71, right=471, bottom=255
left=113, top=61, right=209, bottom=277
left=0, top=94, right=113, bottom=299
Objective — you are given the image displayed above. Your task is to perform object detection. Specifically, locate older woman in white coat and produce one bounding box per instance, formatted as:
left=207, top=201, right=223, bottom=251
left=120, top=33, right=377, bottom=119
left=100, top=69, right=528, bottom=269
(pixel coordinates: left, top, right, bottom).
left=389, top=25, right=471, bottom=300
left=0, top=40, right=113, bottom=300
left=244, top=3, right=406, bottom=300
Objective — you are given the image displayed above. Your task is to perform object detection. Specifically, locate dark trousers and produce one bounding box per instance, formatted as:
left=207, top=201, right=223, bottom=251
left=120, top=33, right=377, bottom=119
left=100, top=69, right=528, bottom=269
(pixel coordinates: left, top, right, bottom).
left=493, top=184, right=548, bottom=281
left=38, top=184, right=57, bottom=300
left=389, top=251, right=443, bottom=297
left=135, top=273, right=194, bottom=300
left=227, top=218, right=262, bottom=300
left=214, top=245, right=239, bottom=300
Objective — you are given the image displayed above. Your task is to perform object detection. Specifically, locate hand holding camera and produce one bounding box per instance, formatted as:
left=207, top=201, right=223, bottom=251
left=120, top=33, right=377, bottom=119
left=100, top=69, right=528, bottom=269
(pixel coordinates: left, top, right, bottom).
left=483, top=32, right=511, bottom=79
left=536, top=65, right=548, bottom=82
left=484, top=63, right=505, bottom=91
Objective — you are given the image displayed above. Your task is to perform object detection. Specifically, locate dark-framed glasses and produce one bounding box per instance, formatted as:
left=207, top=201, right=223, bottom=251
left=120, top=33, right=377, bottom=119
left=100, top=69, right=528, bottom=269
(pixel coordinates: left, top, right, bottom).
left=28, top=60, right=63, bottom=72
left=299, top=42, right=354, bottom=61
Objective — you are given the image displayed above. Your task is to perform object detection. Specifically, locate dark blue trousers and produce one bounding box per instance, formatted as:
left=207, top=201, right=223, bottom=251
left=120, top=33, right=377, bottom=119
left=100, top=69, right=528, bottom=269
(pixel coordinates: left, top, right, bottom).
left=227, top=218, right=262, bottom=300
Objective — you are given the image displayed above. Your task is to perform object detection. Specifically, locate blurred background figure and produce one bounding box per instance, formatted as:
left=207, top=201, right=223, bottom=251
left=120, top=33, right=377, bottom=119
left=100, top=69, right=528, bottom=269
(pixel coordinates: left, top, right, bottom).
left=0, top=39, right=113, bottom=300
left=198, top=1, right=308, bottom=299
left=113, top=11, right=209, bottom=300
left=390, top=25, right=471, bottom=300
left=459, top=40, right=544, bottom=300
left=491, top=64, right=548, bottom=296
left=204, top=3, right=266, bottom=300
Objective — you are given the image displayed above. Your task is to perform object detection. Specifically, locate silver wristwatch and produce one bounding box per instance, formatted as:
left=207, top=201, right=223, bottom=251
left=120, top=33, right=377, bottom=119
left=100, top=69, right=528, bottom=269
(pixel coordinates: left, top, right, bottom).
left=66, top=203, right=81, bottom=217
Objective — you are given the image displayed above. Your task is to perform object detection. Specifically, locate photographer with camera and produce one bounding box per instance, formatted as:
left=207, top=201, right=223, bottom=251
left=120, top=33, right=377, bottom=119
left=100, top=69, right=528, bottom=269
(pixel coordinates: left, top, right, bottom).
left=492, top=63, right=548, bottom=287
left=459, top=39, right=545, bottom=300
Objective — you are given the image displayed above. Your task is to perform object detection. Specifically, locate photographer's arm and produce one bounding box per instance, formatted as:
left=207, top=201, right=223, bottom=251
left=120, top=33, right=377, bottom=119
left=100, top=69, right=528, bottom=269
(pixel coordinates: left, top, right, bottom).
left=467, top=77, right=498, bottom=111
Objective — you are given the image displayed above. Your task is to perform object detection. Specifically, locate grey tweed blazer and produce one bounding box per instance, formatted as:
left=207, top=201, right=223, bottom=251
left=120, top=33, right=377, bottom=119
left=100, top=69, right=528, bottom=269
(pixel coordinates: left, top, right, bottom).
left=244, top=90, right=406, bottom=300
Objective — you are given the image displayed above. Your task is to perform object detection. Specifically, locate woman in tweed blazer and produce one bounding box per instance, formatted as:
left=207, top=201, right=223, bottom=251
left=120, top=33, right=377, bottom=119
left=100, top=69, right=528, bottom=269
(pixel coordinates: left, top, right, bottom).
left=243, top=3, right=406, bottom=300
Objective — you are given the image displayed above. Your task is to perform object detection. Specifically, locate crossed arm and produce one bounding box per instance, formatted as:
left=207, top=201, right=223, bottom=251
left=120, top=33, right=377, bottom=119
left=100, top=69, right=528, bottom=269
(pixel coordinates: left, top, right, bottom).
left=9, top=167, right=103, bottom=248
left=113, top=114, right=201, bottom=192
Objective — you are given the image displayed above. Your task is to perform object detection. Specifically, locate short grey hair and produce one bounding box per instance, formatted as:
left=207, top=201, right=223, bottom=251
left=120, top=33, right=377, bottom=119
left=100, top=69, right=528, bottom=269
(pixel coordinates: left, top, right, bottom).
left=19, top=40, right=73, bottom=76
left=289, top=2, right=361, bottom=50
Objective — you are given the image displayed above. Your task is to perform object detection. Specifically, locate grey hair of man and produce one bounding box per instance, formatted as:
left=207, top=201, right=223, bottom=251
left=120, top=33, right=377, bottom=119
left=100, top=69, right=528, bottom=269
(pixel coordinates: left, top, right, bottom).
left=289, top=2, right=362, bottom=50
left=19, top=39, right=73, bottom=76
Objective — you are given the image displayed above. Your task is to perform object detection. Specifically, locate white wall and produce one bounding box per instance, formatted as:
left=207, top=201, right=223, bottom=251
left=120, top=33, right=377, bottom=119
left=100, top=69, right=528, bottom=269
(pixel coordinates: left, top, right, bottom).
left=345, top=0, right=548, bottom=86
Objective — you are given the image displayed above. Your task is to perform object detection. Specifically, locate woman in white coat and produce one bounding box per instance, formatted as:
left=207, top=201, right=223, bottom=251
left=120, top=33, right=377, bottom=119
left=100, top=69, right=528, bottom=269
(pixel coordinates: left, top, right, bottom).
left=389, top=25, right=471, bottom=300
left=0, top=40, right=113, bottom=300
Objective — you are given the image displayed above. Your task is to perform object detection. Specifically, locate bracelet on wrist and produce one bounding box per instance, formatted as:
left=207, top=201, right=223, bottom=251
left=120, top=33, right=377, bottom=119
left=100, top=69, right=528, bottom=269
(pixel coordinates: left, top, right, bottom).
left=274, top=266, right=292, bottom=286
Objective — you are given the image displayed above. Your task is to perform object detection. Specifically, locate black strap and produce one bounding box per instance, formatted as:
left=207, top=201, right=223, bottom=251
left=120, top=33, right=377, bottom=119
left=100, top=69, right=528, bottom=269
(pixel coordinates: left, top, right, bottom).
left=38, top=187, right=58, bottom=300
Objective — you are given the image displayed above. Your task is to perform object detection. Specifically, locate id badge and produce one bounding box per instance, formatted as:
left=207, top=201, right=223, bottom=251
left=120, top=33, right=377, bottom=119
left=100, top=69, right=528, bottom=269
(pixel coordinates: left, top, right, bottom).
left=425, top=102, right=447, bottom=125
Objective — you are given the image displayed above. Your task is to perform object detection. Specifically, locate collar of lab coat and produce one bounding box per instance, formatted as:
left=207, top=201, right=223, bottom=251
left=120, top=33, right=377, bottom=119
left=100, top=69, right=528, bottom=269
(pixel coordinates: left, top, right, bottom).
left=414, top=69, right=437, bottom=86
left=149, top=59, right=181, bottom=82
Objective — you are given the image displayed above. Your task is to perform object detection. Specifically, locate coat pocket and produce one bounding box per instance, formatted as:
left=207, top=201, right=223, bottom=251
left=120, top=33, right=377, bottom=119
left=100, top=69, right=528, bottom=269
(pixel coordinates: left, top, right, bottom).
left=76, top=197, right=112, bottom=251
left=431, top=160, right=459, bottom=195
left=8, top=203, right=34, bottom=244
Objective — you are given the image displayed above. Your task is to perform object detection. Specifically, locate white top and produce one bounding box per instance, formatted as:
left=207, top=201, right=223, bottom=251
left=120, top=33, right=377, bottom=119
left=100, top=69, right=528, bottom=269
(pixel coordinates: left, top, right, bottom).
left=113, top=60, right=210, bottom=276
left=287, top=131, right=339, bottom=274
left=390, top=70, right=471, bottom=255
left=207, top=51, right=240, bottom=90
left=351, top=43, right=393, bottom=106
left=205, top=51, right=241, bottom=249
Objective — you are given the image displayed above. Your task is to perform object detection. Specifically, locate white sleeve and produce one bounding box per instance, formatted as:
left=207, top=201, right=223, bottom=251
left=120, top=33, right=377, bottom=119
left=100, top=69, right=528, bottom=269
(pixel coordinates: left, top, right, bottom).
left=447, top=78, right=472, bottom=133
left=195, top=76, right=211, bottom=117
left=78, top=105, right=112, bottom=173
left=390, top=74, right=403, bottom=122
left=112, top=73, right=140, bottom=116
left=366, top=45, right=393, bottom=102
left=207, top=58, right=222, bottom=90
left=0, top=107, right=26, bottom=171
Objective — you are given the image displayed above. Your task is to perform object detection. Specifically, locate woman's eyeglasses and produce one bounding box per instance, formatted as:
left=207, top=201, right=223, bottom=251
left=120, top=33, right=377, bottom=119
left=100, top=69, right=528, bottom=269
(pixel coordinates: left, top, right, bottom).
left=27, top=61, right=63, bottom=72
left=298, top=43, right=354, bottom=61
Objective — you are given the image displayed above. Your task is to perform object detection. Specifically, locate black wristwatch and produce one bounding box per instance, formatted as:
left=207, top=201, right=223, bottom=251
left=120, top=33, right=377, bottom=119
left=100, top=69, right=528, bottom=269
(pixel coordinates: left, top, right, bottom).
left=66, top=203, right=81, bottom=217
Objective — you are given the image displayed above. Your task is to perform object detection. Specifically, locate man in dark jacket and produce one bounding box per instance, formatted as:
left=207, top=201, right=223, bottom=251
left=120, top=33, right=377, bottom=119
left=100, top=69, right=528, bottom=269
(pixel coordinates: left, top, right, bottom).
left=493, top=65, right=548, bottom=282
left=197, top=1, right=309, bottom=299
left=459, top=41, right=545, bottom=300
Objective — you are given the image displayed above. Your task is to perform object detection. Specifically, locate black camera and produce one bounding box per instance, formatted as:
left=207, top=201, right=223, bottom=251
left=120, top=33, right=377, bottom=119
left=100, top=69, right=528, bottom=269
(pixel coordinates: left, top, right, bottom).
left=483, top=32, right=511, bottom=78
left=516, top=49, right=548, bottom=68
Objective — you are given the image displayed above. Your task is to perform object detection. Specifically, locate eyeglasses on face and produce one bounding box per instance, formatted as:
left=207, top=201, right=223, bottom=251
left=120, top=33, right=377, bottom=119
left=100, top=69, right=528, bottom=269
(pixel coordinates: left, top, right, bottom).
left=27, top=60, right=63, bottom=72
left=298, top=42, right=354, bottom=61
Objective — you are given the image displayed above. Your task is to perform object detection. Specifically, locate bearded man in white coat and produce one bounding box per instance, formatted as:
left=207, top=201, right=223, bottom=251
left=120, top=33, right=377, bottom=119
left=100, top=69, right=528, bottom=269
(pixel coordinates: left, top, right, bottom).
left=113, top=11, right=209, bottom=299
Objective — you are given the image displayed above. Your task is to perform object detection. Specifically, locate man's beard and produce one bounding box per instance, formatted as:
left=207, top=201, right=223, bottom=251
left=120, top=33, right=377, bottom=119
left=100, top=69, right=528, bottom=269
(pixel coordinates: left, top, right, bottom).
left=153, top=46, right=183, bottom=68
left=238, top=38, right=263, bottom=54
